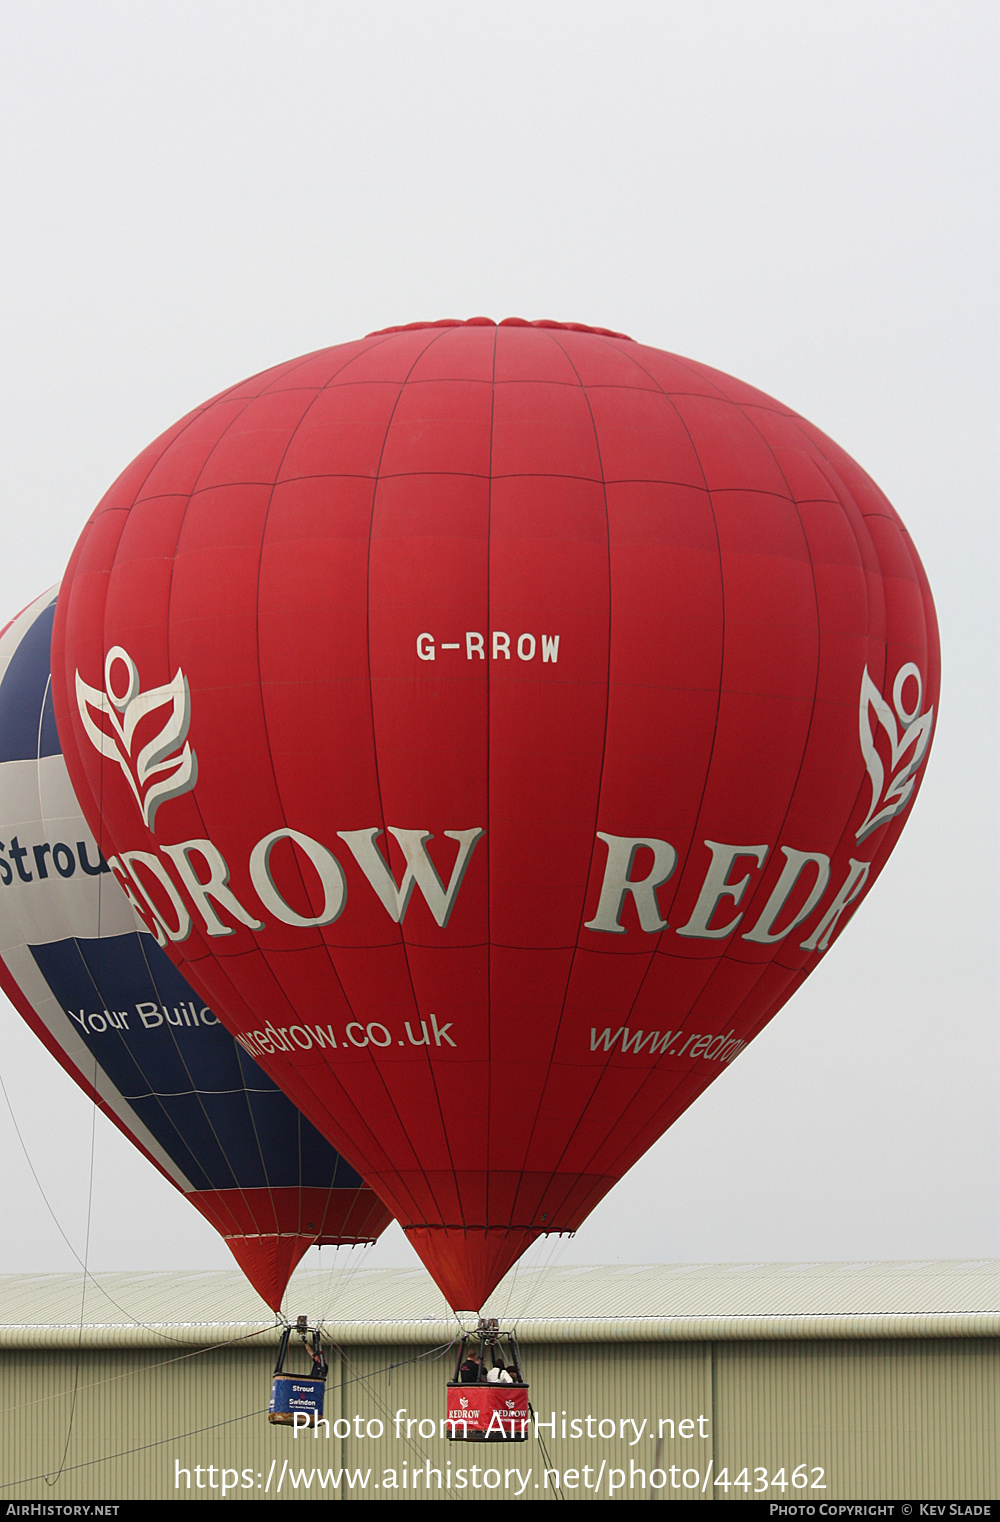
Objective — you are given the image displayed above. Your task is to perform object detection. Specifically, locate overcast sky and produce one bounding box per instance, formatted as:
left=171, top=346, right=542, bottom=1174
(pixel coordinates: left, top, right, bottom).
left=0, top=1, right=995, bottom=1296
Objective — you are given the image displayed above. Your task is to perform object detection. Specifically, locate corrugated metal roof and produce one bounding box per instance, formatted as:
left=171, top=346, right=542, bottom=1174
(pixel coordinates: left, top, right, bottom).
left=0, top=1259, right=996, bottom=1347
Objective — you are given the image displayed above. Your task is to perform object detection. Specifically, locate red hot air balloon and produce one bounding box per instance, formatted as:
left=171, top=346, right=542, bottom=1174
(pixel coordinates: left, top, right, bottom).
left=0, top=589, right=391, bottom=1310
left=51, top=319, right=939, bottom=1310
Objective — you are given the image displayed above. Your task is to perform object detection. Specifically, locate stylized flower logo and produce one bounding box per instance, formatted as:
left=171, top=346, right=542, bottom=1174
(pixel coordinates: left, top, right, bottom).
left=856, top=663, right=933, bottom=843
left=75, top=646, right=198, bottom=831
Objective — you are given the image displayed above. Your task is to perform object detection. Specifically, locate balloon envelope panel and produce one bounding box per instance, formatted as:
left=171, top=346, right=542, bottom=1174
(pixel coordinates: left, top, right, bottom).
left=0, top=591, right=391, bottom=1309
left=50, top=321, right=939, bottom=1309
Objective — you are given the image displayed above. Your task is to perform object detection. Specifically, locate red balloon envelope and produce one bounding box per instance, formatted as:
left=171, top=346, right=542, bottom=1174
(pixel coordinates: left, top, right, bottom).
left=51, top=319, right=939, bottom=1310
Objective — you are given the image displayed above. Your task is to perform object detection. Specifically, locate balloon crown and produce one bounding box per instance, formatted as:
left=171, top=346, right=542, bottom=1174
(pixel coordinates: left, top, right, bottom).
left=366, top=316, right=633, bottom=340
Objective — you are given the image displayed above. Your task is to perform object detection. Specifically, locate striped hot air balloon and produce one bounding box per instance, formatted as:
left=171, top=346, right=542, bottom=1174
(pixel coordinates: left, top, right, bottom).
left=0, top=589, right=391, bottom=1309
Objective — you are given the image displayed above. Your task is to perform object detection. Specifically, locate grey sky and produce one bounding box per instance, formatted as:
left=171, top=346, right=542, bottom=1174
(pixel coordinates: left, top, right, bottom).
left=0, top=1, right=995, bottom=1283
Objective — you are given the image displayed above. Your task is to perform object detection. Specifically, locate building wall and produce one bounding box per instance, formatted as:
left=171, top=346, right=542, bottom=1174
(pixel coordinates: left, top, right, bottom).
left=1, top=1335, right=996, bottom=1501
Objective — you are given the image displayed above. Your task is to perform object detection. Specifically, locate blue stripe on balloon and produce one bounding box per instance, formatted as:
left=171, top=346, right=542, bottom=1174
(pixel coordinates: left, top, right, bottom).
left=28, top=931, right=362, bottom=1194
left=0, top=598, right=60, bottom=762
